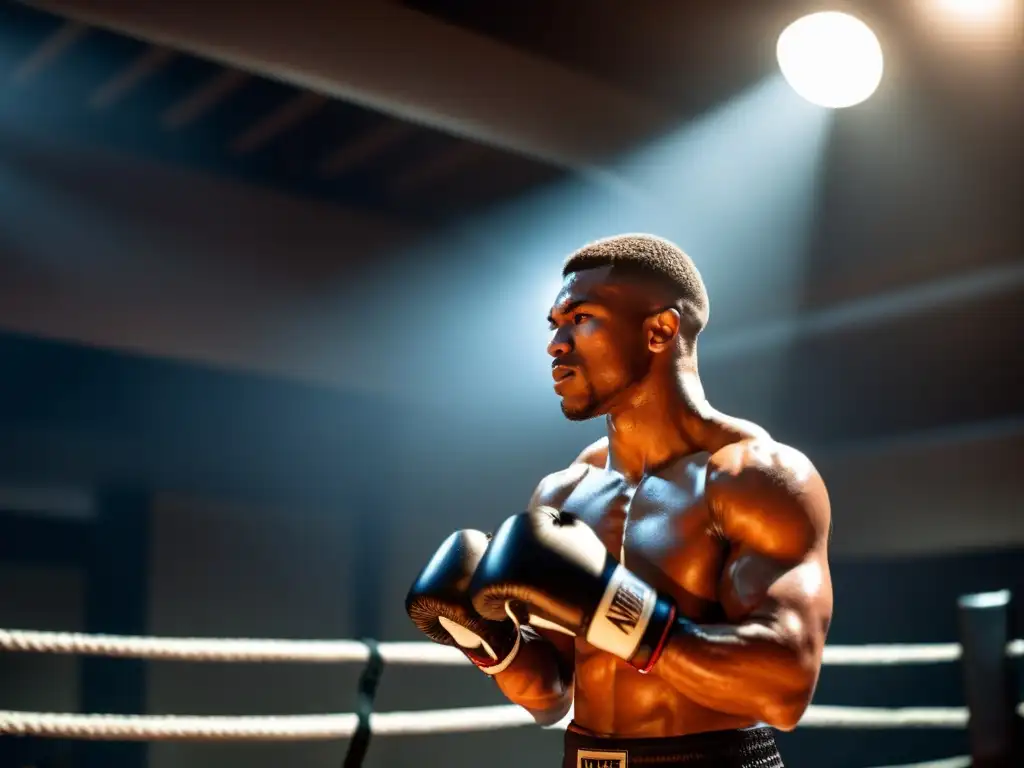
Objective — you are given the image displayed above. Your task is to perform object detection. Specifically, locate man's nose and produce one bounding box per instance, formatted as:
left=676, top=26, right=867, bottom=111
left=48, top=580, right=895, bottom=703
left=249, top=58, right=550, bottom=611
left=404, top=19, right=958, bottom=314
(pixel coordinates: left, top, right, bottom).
left=547, top=327, right=572, bottom=359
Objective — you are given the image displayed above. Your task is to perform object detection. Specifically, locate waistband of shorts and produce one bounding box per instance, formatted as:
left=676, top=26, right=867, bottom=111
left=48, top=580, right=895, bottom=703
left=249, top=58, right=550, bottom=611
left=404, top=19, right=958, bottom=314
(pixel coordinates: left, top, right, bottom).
left=563, top=722, right=783, bottom=767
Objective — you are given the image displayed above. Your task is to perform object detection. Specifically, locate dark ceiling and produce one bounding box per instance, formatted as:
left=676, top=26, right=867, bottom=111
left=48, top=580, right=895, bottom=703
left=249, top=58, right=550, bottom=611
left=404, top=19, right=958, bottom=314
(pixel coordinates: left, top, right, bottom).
left=6, top=0, right=1017, bottom=222
left=4, top=0, right=1019, bottom=230
left=402, top=0, right=805, bottom=107
left=0, top=2, right=566, bottom=224
left=404, top=0, right=1022, bottom=146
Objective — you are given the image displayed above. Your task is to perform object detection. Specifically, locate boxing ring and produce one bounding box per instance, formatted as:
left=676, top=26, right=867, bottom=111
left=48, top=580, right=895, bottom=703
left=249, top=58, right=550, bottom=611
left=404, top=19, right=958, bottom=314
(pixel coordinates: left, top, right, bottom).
left=2, top=592, right=1021, bottom=768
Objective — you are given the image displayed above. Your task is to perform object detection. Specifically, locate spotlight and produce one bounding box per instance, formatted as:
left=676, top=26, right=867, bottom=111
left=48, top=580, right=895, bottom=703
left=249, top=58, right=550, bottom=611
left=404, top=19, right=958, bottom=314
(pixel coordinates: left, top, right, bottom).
left=935, top=0, right=1009, bottom=21
left=776, top=11, right=885, bottom=109
left=922, top=0, right=1019, bottom=46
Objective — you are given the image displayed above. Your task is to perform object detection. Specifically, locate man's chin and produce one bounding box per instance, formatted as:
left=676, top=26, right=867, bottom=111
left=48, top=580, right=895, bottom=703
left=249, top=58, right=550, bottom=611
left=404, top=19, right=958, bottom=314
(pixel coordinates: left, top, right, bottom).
left=559, top=399, right=600, bottom=422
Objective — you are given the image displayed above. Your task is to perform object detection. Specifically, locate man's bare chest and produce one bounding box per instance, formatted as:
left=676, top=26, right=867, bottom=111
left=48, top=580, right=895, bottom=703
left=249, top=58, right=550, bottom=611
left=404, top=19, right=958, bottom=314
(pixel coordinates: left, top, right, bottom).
left=560, top=454, right=726, bottom=612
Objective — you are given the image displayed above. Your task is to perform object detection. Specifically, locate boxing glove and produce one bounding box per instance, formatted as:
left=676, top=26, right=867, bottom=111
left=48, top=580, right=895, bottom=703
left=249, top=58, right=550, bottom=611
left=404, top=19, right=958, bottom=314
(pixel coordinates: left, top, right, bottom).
left=470, top=507, right=680, bottom=674
left=405, top=529, right=521, bottom=675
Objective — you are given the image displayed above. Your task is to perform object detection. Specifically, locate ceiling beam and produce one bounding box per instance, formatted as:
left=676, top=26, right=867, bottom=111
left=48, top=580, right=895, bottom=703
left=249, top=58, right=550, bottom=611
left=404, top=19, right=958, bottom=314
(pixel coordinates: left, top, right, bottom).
left=23, top=0, right=671, bottom=177
left=702, top=260, right=1024, bottom=361
left=10, top=19, right=87, bottom=84
left=90, top=46, right=176, bottom=110
left=230, top=92, right=328, bottom=156
left=161, top=68, right=250, bottom=130
left=318, top=122, right=414, bottom=179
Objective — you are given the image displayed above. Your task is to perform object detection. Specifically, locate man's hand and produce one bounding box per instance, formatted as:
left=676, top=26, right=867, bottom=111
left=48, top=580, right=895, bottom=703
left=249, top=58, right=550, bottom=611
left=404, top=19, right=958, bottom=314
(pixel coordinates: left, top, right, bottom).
left=470, top=507, right=678, bottom=673
left=405, top=529, right=521, bottom=674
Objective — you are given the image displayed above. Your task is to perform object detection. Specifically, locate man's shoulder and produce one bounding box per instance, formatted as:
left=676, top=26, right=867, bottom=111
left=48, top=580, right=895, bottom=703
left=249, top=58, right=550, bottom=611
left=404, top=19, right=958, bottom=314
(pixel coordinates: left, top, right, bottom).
left=529, top=450, right=599, bottom=511
left=572, top=437, right=608, bottom=468
left=705, top=438, right=830, bottom=551
left=707, top=438, right=818, bottom=487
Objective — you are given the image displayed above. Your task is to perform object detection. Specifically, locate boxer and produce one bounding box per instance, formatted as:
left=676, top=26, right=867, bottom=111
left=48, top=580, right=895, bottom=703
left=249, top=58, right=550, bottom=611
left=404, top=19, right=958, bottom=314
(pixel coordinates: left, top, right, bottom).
left=407, top=234, right=832, bottom=766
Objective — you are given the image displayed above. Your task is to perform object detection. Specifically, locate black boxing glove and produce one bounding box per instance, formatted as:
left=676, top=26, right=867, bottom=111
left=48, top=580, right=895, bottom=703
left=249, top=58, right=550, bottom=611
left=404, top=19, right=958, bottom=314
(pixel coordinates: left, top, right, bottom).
left=470, top=507, right=680, bottom=674
left=405, top=529, right=521, bottom=675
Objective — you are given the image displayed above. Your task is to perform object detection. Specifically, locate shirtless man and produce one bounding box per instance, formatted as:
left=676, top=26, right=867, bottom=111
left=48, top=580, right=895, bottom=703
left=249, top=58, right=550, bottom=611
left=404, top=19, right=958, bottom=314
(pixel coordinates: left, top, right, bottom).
left=406, top=234, right=832, bottom=766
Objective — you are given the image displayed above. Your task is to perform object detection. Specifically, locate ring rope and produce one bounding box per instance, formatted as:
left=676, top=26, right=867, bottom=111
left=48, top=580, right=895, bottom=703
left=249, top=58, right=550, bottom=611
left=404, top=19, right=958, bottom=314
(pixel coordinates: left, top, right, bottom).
left=3, top=628, right=1021, bottom=743
left=867, top=759, right=970, bottom=768
left=3, top=629, right=1022, bottom=666
left=5, top=702, right=1024, bottom=742
left=0, top=629, right=448, bottom=665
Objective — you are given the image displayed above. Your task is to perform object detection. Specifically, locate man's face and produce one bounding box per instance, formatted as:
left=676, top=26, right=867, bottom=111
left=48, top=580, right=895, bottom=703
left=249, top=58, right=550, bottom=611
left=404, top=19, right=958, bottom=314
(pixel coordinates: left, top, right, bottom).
left=546, top=267, right=652, bottom=421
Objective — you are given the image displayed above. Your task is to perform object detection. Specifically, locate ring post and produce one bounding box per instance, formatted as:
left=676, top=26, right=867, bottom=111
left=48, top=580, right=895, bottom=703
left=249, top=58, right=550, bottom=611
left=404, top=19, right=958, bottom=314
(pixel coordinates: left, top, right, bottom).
left=957, top=589, right=1019, bottom=768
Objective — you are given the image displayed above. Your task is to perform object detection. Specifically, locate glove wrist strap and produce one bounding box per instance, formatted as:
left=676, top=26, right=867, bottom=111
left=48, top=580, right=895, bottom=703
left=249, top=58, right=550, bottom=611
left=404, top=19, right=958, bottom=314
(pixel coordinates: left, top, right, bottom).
left=586, top=563, right=661, bottom=660
left=634, top=600, right=678, bottom=674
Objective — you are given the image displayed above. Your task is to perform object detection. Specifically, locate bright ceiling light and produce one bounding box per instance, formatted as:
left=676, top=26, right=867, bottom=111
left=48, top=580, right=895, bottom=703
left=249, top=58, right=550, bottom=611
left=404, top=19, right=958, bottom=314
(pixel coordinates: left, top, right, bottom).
left=935, top=0, right=1010, bottom=21
left=777, top=11, right=885, bottom=109
left=922, top=0, right=1019, bottom=46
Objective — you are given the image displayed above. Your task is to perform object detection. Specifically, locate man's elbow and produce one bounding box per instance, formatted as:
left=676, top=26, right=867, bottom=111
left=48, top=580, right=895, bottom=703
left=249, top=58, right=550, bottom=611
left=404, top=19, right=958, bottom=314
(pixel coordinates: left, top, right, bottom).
left=756, top=665, right=818, bottom=731
left=759, top=697, right=809, bottom=732
left=757, top=619, right=824, bottom=730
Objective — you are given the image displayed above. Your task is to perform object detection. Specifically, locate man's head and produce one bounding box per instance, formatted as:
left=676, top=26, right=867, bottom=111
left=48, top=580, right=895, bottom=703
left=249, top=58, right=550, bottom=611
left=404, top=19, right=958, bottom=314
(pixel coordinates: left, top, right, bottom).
left=547, top=234, right=709, bottom=421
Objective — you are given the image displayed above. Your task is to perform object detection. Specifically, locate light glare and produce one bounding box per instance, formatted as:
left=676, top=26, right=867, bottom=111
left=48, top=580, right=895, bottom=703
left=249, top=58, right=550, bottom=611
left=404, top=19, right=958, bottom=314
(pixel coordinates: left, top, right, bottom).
left=777, top=12, right=884, bottom=109
left=921, top=0, right=1020, bottom=47
left=936, top=0, right=1009, bottom=21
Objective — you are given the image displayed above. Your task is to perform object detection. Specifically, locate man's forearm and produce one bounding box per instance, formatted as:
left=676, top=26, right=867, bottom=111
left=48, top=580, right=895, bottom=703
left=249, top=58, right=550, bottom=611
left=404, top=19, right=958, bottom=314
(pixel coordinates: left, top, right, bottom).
left=493, top=628, right=573, bottom=725
left=652, top=618, right=817, bottom=729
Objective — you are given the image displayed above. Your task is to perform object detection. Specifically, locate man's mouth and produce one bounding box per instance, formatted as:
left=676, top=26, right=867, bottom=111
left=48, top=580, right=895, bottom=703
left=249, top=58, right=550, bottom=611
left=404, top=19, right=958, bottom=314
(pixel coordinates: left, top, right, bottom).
left=551, top=366, right=576, bottom=383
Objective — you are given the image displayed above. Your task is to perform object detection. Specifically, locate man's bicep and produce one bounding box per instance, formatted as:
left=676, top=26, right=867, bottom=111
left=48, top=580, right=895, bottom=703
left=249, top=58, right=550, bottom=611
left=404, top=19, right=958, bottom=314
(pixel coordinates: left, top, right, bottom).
left=719, top=547, right=830, bottom=626
left=709, top=439, right=832, bottom=618
left=716, top=494, right=832, bottom=634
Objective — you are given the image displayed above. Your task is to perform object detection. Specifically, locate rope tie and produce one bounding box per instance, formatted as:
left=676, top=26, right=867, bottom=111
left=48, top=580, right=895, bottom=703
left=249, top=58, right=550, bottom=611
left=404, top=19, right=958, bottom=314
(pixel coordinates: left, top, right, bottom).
left=343, top=639, right=385, bottom=768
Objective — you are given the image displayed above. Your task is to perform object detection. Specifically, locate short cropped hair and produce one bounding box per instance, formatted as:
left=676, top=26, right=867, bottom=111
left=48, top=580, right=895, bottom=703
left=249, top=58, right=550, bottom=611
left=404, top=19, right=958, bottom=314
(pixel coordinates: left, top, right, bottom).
left=562, top=234, right=710, bottom=334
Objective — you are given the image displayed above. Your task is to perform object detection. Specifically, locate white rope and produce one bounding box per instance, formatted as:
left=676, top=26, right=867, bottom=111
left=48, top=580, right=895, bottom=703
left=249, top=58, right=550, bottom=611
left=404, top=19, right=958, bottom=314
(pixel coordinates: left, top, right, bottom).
left=798, top=705, right=968, bottom=728
left=0, top=629, right=461, bottom=665
left=823, top=644, right=961, bottom=665
left=824, top=637, right=1024, bottom=665
left=0, top=711, right=360, bottom=741
left=0, top=706, right=541, bottom=741
left=3, top=629, right=1022, bottom=666
left=866, top=758, right=970, bottom=768
left=6, top=702, right=1024, bottom=742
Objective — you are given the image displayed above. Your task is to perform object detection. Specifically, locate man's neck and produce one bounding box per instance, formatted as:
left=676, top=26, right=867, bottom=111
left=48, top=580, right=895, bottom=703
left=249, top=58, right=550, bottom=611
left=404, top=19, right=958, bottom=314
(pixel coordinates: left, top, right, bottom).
left=604, top=367, right=705, bottom=482
left=603, top=365, right=758, bottom=482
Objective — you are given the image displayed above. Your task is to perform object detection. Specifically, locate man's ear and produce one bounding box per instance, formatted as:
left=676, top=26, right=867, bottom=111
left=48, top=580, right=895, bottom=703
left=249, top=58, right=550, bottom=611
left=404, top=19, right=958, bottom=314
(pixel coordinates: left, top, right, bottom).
left=645, top=308, right=680, bottom=353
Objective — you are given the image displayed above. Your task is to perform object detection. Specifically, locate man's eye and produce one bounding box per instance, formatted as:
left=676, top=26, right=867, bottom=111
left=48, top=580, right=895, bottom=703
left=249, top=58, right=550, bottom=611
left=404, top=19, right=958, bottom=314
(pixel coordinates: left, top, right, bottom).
left=573, top=313, right=591, bottom=325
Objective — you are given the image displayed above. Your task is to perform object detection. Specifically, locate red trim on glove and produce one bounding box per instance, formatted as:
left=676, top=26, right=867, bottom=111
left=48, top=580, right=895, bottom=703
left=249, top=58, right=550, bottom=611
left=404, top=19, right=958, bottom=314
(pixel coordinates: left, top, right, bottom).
left=638, top=603, right=676, bottom=675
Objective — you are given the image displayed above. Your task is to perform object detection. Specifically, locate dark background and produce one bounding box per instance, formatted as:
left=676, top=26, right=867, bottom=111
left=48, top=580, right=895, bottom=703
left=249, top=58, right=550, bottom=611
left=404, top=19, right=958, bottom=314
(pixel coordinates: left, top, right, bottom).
left=0, top=1, right=1021, bottom=767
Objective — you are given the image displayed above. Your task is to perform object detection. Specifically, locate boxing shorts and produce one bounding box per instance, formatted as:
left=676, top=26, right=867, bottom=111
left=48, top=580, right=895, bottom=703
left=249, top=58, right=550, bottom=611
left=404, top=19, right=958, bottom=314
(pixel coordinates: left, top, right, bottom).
left=563, top=721, right=784, bottom=767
